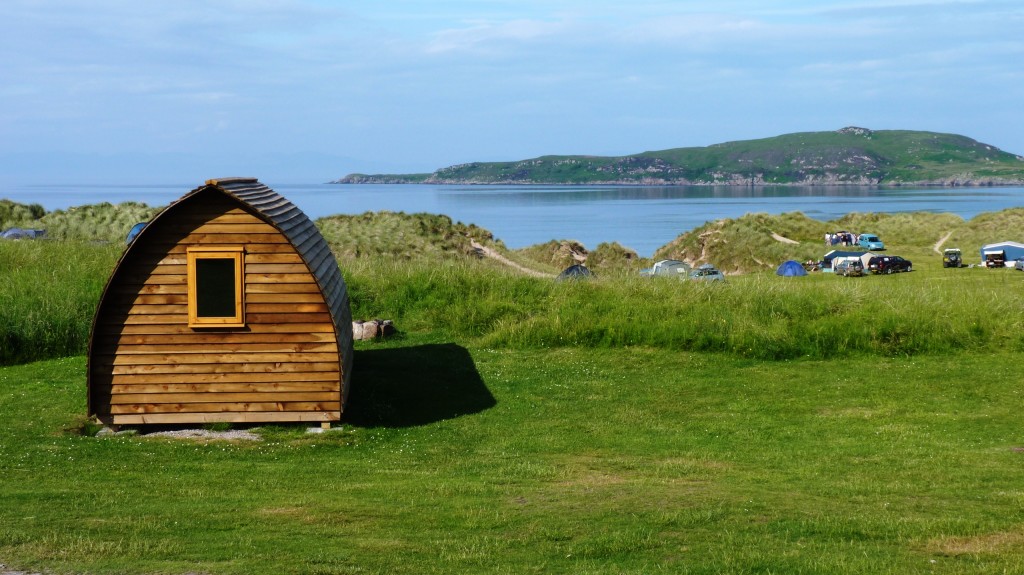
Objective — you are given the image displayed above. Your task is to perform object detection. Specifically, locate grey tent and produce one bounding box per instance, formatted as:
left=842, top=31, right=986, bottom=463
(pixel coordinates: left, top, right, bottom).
left=641, top=259, right=691, bottom=278
left=557, top=264, right=594, bottom=281
left=1, top=228, right=46, bottom=240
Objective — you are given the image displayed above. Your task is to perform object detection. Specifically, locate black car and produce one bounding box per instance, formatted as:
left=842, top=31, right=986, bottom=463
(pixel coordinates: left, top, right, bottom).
left=868, top=255, right=912, bottom=274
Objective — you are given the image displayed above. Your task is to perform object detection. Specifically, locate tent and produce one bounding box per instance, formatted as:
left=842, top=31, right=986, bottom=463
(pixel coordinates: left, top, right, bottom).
left=822, top=249, right=868, bottom=265
left=776, top=260, right=808, bottom=277
left=980, top=241, right=1024, bottom=265
left=1, top=228, right=46, bottom=240
left=641, top=259, right=691, bottom=278
left=557, top=264, right=594, bottom=281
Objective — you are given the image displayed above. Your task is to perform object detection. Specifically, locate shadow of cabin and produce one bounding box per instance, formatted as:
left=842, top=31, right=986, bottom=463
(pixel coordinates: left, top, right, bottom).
left=346, top=343, right=495, bottom=428
left=87, top=177, right=354, bottom=426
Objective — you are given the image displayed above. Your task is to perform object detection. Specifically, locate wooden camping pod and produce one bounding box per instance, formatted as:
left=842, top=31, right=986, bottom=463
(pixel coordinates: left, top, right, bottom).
left=87, top=178, right=354, bottom=425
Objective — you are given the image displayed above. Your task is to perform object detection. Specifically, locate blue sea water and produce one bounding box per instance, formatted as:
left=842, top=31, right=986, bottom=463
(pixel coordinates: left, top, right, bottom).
left=2, top=182, right=1022, bottom=256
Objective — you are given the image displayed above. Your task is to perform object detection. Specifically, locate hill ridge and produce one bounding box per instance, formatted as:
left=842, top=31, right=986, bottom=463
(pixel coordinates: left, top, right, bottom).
left=334, top=127, right=1024, bottom=186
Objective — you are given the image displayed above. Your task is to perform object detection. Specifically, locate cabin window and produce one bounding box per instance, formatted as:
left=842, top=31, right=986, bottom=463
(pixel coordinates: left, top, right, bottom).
left=187, top=246, right=245, bottom=328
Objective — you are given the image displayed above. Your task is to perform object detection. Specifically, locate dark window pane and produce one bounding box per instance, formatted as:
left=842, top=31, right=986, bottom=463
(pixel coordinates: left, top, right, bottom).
left=195, top=258, right=236, bottom=318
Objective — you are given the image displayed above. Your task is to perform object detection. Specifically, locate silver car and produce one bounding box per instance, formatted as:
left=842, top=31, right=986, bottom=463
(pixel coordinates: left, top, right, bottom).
left=689, top=264, right=725, bottom=281
left=835, top=259, right=864, bottom=277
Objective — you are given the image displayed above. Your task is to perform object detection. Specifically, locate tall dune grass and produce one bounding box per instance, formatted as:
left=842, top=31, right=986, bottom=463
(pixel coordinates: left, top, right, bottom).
left=0, top=241, right=121, bottom=365
left=4, top=220, right=1024, bottom=366
left=346, top=258, right=1024, bottom=360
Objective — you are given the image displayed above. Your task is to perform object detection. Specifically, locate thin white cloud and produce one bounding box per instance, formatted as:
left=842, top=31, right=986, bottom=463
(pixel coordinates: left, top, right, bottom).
left=424, top=18, right=570, bottom=54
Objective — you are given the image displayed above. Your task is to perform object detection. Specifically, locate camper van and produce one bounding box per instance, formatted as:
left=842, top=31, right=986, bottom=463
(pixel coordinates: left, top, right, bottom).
left=984, top=250, right=1006, bottom=268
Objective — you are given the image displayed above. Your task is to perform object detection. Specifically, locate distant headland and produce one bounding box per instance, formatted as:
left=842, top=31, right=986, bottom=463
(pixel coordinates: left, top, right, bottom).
left=332, top=127, right=1024, bottom=187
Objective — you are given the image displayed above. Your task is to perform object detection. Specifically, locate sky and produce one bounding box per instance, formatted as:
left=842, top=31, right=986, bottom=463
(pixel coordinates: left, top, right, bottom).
left=1, top=0, right=1022, bottom=184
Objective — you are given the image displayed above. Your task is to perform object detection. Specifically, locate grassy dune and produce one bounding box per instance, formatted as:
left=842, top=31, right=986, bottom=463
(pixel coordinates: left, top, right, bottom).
left=655, top=208, right=1024, bottom=272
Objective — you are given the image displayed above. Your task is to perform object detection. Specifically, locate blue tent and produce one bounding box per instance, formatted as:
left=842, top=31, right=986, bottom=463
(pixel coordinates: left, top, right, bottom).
left=776, top=260, right=808, bottom=277
left=980, top=241, right=1024, bottom=265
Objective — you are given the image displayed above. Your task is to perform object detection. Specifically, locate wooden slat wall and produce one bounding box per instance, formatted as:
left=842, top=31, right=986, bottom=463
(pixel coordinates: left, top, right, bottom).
left=90, top=194, right=342, bottom=425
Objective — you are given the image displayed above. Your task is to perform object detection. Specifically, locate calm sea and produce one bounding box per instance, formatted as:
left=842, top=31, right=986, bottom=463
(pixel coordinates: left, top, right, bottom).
left=3, top=182, right=1023, bottom=256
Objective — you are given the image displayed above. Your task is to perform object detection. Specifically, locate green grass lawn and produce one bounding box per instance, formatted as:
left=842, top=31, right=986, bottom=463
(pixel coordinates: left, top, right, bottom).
left=3, top=340, right=1024, bottom=574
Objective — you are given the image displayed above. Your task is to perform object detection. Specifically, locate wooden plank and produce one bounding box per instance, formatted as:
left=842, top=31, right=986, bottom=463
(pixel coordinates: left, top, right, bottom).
left=110, top=284, right=188, bottom=295
left=245, top=273, right=317, bottom=284
left=181, top=233, right=288, bottom=244
left=112, top=302, right=328, bottom=317
left=122, top=304, right=187, bottom=315
left=108, top=362, right=339, bottom=375
left=247, top=303, right=328, bottom=314
left=92, top=371, right=340, bottom=385
left=154, top=243, right=297, bottom=255
left=172, top=209, right=251, bottom=219
left=245, top=253, right=304, bottom=264
left=103, top=381, right=340, bottom=394
left=106, top=315, right=187, bottom=325
left=246, top=292, right=324, bottom=304
left=107, top=411, right=338, bottom=425
left=125, top=294, right=188, bottom=306
left=109, top=391, right=339, bottom=404
left=245, top=263, right=311, bottom=274
left=116, top=274, right=187, bottom=285
left=102, top=313, right=333, bottom=326
left=99, top=352, right=338, bottom=366
left=171, top=213, right=257, bottom=225
left=97, top=322, right=335, bottom=335
left=245, top=313, right=332, bottom=323
left=148, top=264, right=187, bottom=275
left=95, top=332, right=336, bottom=346
left=129, top=255, right=186, bottom=267
left=109, top=401, right=340, bottom=414
left=105, top=342, right=338, bottom=355
left=246, top=283, right=322, bottom=294
left=162, top=222, right=279, bottom=234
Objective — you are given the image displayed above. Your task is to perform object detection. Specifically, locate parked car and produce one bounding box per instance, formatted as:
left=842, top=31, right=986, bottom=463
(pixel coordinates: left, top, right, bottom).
left=125, top=222, right=147, bottom=245
left=868, top=255, right=912, bottom=274
left=689, top=264, right=725, bottom=281
left=942, top=248, right=963, bottom=268
left=1014, top=258, right=1024, bottom=271
left=834, top=259, right=864, bottom=277
left=857, top=233, right=885, bottom=251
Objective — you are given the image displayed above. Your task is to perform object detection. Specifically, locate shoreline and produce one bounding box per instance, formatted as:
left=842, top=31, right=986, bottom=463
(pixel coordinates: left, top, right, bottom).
left=330, top=178, right=1024, bottom=187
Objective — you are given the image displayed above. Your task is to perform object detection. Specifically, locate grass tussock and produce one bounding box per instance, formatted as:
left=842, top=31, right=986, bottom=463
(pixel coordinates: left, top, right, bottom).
left=315, top=211, right=499, bottom=260
left=513, top=239, right=589, bottom=271
left=1, top=199, right=162, bottom=243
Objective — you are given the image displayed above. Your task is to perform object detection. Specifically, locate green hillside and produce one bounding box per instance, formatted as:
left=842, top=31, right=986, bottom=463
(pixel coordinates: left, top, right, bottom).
left=334, top=127, right=1024, bottom=186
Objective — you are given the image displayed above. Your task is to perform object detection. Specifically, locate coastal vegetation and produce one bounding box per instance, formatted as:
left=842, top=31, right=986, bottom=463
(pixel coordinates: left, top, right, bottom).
left=334, top=127, right=1024, bottom=186
left=4, top=201, right=1024, bottom=573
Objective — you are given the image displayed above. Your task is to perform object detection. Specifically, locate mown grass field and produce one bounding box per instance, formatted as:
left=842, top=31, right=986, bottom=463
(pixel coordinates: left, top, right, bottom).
left=4, top=341, right=1024, bottom=574
left=2, top=210, right=1024, bottom=573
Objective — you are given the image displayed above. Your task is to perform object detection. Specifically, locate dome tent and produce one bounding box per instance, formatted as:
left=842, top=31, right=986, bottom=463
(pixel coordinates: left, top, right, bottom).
left=557, top=264, right=594, bottom=281
left=776, top=260, right=808, bottom=277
